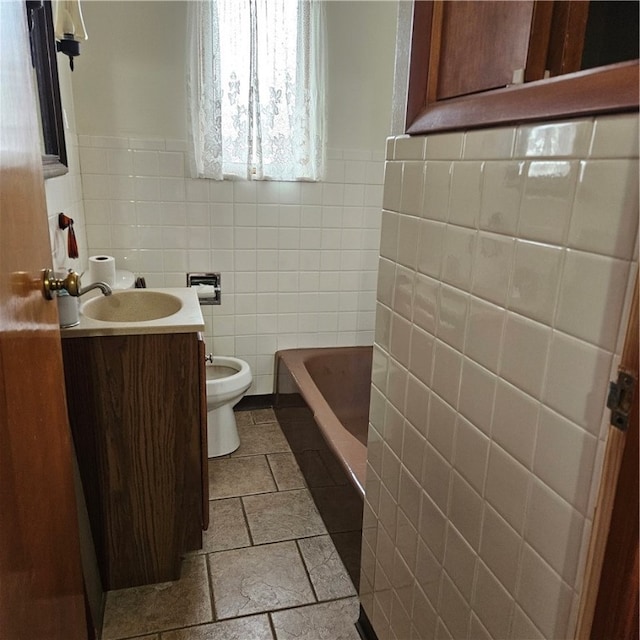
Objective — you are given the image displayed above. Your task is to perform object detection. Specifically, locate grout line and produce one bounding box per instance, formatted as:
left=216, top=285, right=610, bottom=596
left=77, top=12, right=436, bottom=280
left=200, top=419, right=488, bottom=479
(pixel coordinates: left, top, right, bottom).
left=267, top=611, right=278, bottom=639
left=210, top=487, right=281, bottom=500
left=230, top=450, right=290, bottom=460
left=264, top=452, right=282, bottom=491
left=204, top=553, right=219, bottom=623
left=294, top=538, right=320, bottom=603
left=202, top=496, right=253, bottom=554
left=234, top=530, right=331, bottom=549
left=265, top=596, right=363, bottom=622
left=240, top=494, right=256, bottom=546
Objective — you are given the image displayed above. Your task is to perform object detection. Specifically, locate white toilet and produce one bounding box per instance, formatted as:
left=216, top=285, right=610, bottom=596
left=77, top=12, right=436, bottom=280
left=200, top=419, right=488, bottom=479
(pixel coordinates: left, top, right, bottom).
left=205, top=355, right=252, bottom=457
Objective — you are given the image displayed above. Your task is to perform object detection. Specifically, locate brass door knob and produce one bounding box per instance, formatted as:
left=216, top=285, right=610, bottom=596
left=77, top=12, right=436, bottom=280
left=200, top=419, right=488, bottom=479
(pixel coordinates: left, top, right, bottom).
left=42, top=268, right=81, bottom=300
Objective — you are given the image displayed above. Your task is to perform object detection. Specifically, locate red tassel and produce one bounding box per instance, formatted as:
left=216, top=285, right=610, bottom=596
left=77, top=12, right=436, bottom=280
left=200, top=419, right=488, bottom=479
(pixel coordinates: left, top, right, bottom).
left=58, top=213, right=79, bottom=259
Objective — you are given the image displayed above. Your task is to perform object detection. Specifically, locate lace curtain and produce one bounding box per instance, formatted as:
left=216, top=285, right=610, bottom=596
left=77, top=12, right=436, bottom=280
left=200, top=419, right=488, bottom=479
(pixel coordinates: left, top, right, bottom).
left=187, top=0, right=326, bottom=181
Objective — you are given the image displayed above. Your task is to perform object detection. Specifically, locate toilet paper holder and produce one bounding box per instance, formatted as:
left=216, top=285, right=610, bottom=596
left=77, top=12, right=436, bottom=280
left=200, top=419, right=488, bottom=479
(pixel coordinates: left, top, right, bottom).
left=187, top=272, right=221, bottom=305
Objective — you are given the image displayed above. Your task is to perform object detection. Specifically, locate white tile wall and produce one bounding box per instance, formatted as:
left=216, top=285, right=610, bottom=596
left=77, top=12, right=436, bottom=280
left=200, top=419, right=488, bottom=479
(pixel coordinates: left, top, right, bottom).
left=80, top=136, right=385, bottom=394
left=362, top=114, right=639, bottom=640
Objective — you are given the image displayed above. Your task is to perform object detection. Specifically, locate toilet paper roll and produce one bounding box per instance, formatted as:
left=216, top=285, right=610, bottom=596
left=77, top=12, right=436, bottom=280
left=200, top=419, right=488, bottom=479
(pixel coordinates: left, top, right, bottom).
left=195, top=283, right=220, bottom=304
left=88, top=255, right=116, bottom=287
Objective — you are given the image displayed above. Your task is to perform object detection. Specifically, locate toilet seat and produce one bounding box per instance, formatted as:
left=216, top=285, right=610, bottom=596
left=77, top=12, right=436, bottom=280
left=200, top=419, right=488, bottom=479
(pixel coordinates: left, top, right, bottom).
left=205, top=356, right=252, bottom=399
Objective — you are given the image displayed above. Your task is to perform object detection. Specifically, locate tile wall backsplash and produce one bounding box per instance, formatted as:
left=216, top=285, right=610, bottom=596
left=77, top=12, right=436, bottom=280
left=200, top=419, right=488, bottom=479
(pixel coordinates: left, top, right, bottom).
left=362, top=113, right=638, bottom=640
left=79, top=137, right=385, bottom=394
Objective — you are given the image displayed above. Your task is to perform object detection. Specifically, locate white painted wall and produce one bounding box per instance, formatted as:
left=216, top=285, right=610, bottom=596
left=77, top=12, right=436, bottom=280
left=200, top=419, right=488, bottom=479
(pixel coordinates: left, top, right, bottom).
left=390, top=0, right=413, bottom=135
left=73, top=1, right=187, bottom=140
left=325, top=1, right=396, bottom=148
left=73, top=1, right=396, bottom=149
left=44, top=52, right=87, bottom=276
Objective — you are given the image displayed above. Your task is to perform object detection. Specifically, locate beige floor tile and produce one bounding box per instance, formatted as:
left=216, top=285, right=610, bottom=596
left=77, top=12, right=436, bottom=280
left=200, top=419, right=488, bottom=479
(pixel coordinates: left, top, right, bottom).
left=208, top=456, right=276, bottom=499
left=252, top=408, right=277, bottom=424
left=201, top=498, right=250, bottom=553
left=267, top=452, right=306, bottom=490
left=234, top=410, right=254, bottom=427
left=231, top=422, right=291, bottom=457
left=209, top=542, right=315, bottom=619
left=160, top=615, right=273, bottom=640
left=243, top=489, right=327, bottom=544
left=102, top=555, right=212, bottom=639
left=270, top=598, right=361, bottom=640
left=298, top=536, right=357, bottom=600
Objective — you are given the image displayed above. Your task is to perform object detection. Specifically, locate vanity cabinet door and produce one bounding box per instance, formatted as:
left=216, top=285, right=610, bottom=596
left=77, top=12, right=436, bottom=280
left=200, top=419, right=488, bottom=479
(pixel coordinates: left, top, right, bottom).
left=198, top=336, right=209, bottom=530
left=62, top=332, right=204, bottom=589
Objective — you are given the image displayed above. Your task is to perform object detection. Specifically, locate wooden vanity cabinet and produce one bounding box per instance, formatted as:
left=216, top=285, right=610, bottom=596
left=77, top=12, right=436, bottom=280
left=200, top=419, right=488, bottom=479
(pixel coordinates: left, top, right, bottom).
left=62, top=332, right=207, bottom=590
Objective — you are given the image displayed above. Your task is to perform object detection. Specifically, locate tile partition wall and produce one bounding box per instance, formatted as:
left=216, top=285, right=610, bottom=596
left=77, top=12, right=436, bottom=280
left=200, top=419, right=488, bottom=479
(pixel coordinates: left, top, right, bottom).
left=79, top=138, right=385, bottom=394
left=361, top=113, right=639, bottom=640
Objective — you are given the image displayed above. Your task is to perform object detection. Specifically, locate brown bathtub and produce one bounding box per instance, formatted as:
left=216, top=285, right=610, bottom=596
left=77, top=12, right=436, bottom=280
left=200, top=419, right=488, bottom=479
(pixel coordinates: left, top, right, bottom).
left=274, top=346, right=372, bottom=587
left=275, top=346, right=371, bottom=495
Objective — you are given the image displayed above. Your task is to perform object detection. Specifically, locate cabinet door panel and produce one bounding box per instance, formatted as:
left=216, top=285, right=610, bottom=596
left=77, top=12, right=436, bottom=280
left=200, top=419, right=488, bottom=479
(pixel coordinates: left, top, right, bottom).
left=436, top=0, right=535, bottom=100
left=198, top=336, right=209, bottom=531
left=547, top=0, right=590, bottom=76
left=63, top=333, right=203, bottom=589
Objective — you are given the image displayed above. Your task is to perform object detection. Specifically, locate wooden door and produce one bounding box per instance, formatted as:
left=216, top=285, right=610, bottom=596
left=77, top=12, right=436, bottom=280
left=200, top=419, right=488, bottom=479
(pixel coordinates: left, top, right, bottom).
left=576, top=279, right=639, bottom=639
left=0, top=1, right=87, bottom=638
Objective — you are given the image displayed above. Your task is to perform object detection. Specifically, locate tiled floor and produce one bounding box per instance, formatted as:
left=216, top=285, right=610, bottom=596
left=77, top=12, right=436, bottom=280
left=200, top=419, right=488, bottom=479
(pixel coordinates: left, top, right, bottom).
left=101, top=408, right=361, bottom=640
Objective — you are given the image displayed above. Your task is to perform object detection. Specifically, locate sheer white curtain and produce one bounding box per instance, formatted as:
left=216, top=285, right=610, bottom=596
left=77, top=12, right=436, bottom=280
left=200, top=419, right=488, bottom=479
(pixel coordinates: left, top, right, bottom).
left=187, top=0, right=326, bottom=181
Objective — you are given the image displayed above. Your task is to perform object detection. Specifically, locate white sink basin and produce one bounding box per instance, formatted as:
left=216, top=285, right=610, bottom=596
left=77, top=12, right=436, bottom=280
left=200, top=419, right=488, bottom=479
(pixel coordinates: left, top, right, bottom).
left=82, top=290, right=183, bottom=322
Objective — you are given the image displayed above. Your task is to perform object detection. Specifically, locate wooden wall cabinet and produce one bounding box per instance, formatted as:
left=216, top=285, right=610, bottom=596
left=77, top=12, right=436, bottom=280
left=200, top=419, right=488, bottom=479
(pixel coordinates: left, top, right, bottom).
left=62, top=332, right=207, bottom=590
left=407, top=0, right=639, bottom=134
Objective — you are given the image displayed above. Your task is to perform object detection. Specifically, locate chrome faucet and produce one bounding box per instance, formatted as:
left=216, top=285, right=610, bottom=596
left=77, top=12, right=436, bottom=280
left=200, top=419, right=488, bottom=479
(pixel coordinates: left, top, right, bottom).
left=79, top=281, right=112, bottom=297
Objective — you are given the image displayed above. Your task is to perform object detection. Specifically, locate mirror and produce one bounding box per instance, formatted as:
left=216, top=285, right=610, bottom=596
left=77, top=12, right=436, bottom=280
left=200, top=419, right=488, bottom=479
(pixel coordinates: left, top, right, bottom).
left=26, top=0, right=68, bottom=179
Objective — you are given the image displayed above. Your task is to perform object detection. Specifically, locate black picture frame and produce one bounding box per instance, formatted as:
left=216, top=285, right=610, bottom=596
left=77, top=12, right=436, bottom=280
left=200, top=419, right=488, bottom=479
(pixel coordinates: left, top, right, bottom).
left=26, top=0, right=68, bottom=179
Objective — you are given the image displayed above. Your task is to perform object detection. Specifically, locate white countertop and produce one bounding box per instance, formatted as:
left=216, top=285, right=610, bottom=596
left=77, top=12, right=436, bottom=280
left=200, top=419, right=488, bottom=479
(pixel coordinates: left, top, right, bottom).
left=61, top=288, right=205, bottom=338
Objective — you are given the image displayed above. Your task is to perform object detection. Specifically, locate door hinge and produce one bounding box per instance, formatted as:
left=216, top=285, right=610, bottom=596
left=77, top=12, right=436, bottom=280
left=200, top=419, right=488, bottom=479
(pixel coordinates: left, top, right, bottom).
left=607, top=371, right=636, bottom=431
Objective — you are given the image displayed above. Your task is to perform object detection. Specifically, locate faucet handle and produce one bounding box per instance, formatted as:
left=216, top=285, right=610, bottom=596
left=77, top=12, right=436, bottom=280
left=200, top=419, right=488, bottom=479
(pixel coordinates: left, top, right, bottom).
left=42, top=268, right=81, bottom=300
left=205, top=353, right=214, bottom=364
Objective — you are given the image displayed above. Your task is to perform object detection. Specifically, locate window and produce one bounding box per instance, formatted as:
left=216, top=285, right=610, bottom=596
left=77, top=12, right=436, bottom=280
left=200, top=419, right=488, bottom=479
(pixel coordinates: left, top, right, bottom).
left=187, top=0, right=326, bottom=181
